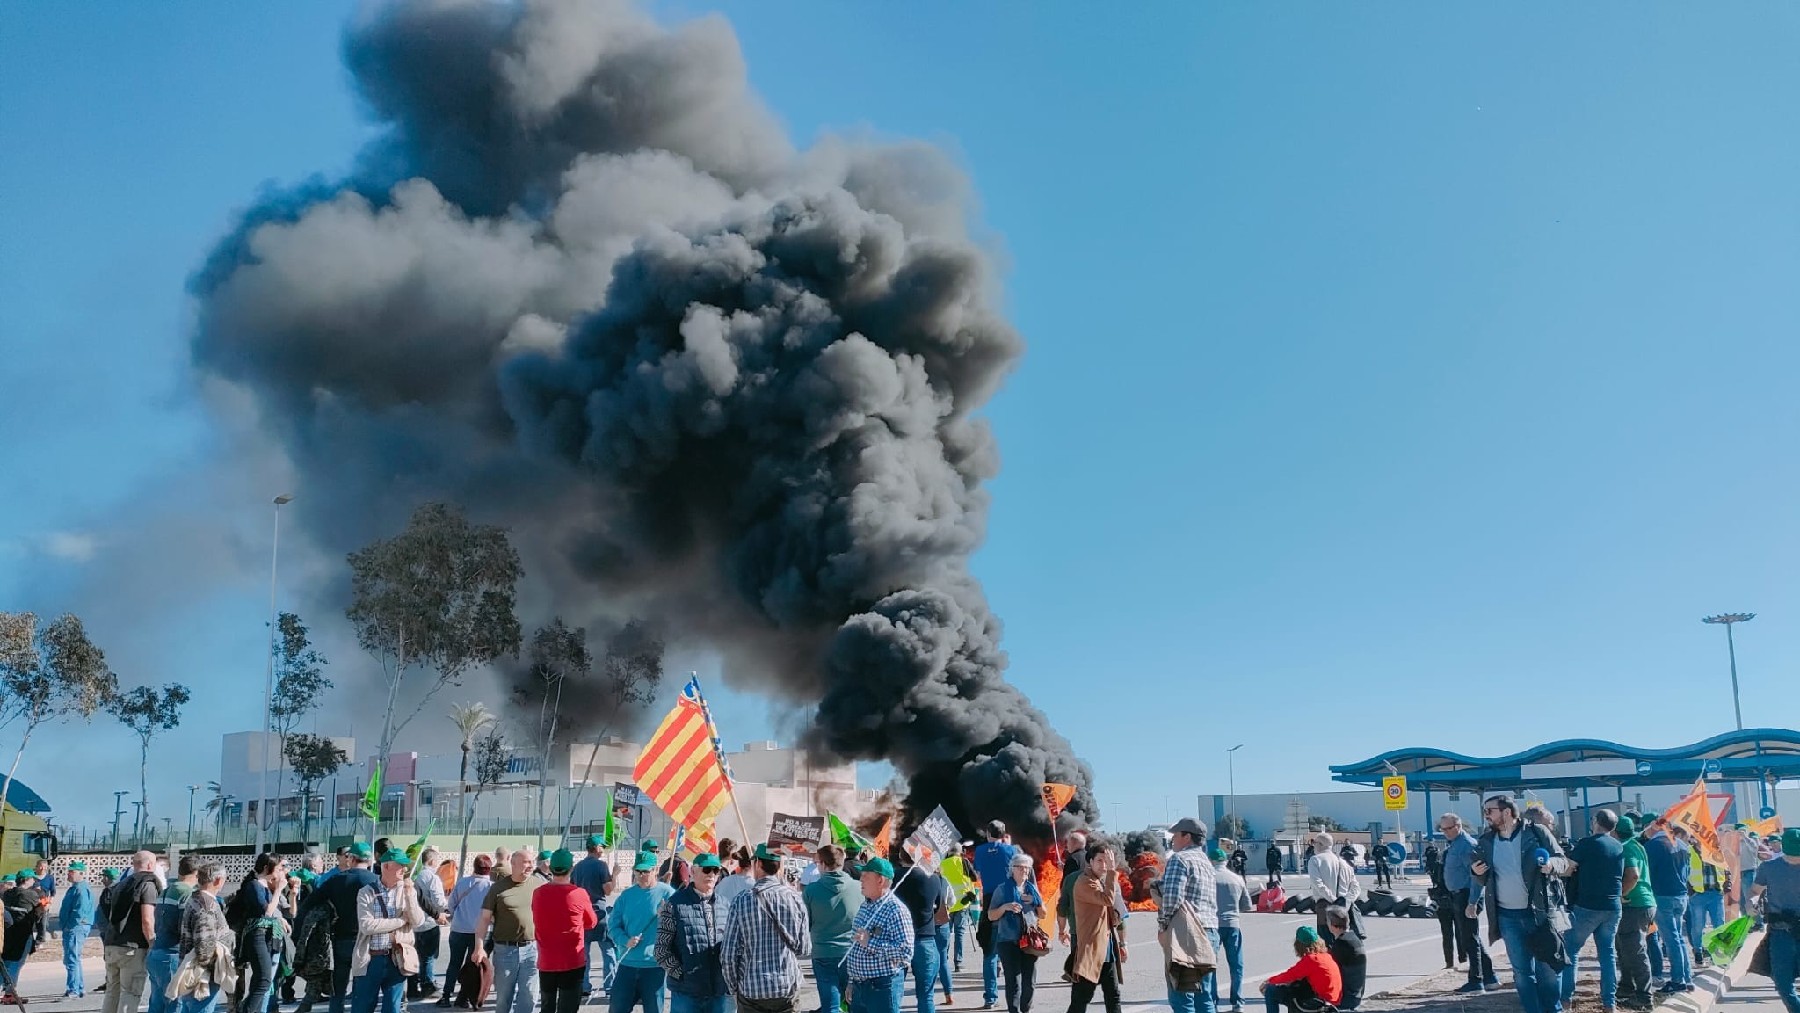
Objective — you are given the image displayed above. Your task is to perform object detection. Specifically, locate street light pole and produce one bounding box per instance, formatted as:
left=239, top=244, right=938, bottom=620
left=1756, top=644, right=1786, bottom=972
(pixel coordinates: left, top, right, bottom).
left=186, top=785, right=200, bottom=847
left=1226, top=743, right=1244, bottom=839
left=256, top=494, right=294, bottom=856
left=1701, top=613, right=1755, bottom=731
left=111, top=790, right=128, bottom=850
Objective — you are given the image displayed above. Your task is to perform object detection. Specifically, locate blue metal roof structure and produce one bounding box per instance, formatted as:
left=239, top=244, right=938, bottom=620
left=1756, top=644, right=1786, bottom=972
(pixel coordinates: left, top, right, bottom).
left=1332, top=728, right=1800, bottom=792
left=0, top=779, right=52, bottom=814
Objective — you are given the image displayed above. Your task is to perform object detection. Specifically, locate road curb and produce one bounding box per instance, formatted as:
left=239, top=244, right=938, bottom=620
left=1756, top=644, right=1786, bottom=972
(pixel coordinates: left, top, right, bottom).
left=1656, top=928, right=1764, bottom=1013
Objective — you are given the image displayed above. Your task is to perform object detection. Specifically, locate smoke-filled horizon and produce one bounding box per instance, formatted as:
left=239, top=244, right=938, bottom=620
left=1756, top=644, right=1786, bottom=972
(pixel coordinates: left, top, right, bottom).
left=190, top=0, right=1093, bottom=836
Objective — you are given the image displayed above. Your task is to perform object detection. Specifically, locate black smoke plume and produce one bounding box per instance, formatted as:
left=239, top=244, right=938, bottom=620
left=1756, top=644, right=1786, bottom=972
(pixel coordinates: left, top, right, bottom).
left=191, top=0, right=1093, bottom=836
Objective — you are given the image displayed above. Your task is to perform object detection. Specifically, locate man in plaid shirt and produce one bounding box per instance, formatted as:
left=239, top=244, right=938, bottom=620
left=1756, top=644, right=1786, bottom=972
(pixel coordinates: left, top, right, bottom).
left=844, top=859, right=912, bottom=1013
left=722, top=844, right=809, bottom=1012
left=1158, top=818, right=1220, bottom=1013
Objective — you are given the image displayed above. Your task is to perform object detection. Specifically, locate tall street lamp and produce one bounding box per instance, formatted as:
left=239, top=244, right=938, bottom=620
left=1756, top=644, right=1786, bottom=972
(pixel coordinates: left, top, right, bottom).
left=186, top=784, right=200, bottom=848
left=1701, top=613, right=1755, bottom=731
left=1226, top=743, right=1245, bottom=839
left=256, top=494, right=294, bottom=855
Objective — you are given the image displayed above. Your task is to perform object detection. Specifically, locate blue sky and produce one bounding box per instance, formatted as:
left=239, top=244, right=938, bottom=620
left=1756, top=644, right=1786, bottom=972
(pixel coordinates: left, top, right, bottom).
left=3, top=2, right=1798, bottom=831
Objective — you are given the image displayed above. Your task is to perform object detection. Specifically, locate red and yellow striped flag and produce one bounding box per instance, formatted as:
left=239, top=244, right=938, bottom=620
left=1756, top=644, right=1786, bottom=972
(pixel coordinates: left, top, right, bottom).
left=633, top=693, right=728, bottom=852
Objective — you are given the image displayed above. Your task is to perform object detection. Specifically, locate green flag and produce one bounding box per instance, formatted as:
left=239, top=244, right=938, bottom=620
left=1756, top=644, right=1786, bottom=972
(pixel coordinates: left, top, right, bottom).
left=1703, top=914, right=1754, bottom=966
left=360, top=761, right=382, bottom=821
left=603, top=790, right=616, bottom=847
left=828, top=812, right=872, bottom=853
left=405, top=820, right=437, bottom=875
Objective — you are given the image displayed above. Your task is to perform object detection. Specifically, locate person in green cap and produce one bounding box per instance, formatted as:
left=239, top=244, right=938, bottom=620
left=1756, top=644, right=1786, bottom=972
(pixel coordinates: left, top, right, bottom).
left=347, top=848, right=426, bottom=1013
left=295, top=841, right=380, bottom=1013
left=608, top=852, right=675, bottom=1013
left=532, top=849, right=598, bottom=1013
left=60, top=861, right=99, bottom=998
left=843, top=855, right=912, bottom=1013
left=573, top=834, right=618, bottom=997
left=653, top=852, right=728, bottom=1013
left=721, top=844, right=809, bottom=1012
left=1748, top=827, right=1800, bottom=1013
left=1261, top=926, right=1342, bottom=1012
left=1614, top=815, right=1656, bottom=1011
left=536, top=851, right=554, bottom=883
left=0, top=869, right=42, bottom=996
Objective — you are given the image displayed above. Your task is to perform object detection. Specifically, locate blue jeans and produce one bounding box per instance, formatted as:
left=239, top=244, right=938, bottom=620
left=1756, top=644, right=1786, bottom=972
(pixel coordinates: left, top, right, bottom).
left=983, top=937, right=1000, bottom=1005
left=1767, top=929, right=1800, bottom=1013
left=350, top=952, right=406, bottom=1013
left=246, top=927, right=279, bottom=1013
left=1654, top=894, right=1691, bottom=986
left=849, top=971, right=903, bottom=1013
left=1687, top=892, right=1725, bottom=958
left=1560, top=906, right=1620, bottom=1008
left=64, top=925, right=91, bottom=994
left=494, top=943, right=541, bottom=1013
left=668, top=995, right=725, bottom=1013
left=1208, top=926, right=1243, bottom=1008
left=607, top=963, right=664, bottom=1013
left=178, top=988, right=222, bottom=1013
left=3, top=961, right=22, bottom=991
left=951, top=912, right=967, bottom=969
left=813, top=958, right=848, bottom=1013
left=583, top=923, right=618, bottom=993
left=444, top=932, right=478, bottom=1000
left=933, top=924, right=953, bottom=997
left=147, top=947, right=180, bottom=1013
left=911, top=938, right=940, bottom=1013
left=1168, top=929, right=1219, bottom=1013
left=1497, top=908, right=1561, bottom=1013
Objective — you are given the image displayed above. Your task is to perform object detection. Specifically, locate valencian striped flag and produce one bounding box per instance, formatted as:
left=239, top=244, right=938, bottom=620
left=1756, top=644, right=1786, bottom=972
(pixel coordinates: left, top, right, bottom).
left=632, top=677, right=730, bottom=853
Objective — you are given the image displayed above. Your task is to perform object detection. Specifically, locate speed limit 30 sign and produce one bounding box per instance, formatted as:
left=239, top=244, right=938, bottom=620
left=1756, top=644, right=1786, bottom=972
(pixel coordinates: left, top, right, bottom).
left=1382, top=776, right=1408, bottom=811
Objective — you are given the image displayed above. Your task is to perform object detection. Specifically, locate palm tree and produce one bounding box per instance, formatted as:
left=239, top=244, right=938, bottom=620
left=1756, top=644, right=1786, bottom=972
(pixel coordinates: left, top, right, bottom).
left=450, top=701, right=495, bottom=871
left=203, top=781, right=235, bottom=840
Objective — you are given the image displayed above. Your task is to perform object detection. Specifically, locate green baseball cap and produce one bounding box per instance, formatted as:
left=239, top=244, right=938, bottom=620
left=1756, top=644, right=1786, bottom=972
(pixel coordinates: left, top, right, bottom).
left=1296, top=926, right=1320, bottom=945
left=692, top=853, right=723, bottom=870
left=349, top=842, right=373, bottom=860
left=15, top=869, right=36, bottom=880
left=640, top=838, right=661, bottom=853
left=68, top=861, right=87, bottom=872
left=587, top=833, right=607, bottom=848
left=379, top=849, right=410, bottom=866
left=105, top=869, right=122, bottom=880
left=753, top=843, right=782, bottom=862
left=861, top=857, right=894, bottom=879
left=1615, top=816, right=1636, bottom=836
left=1208, top=848, right=1227, bottom=862
left=1782, top=828, right=1800, bottom=857
left=537, top=850, right=552, bottom=862
left=633, top=853, right=659, bottom=872
left=549, top=849, right=575, bottom=874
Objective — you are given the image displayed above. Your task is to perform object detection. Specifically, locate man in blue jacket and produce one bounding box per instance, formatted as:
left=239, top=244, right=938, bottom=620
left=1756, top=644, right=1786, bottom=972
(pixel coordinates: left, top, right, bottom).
left=1641, top=822, right=1694, bottom=993
left=59, top=862, right=97, bottom=998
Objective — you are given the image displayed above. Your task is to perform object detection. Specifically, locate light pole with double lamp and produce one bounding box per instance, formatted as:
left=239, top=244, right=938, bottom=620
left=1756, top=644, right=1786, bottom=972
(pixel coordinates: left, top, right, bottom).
left=1701, top=613, right=1754, bottom=731
left=255, top=494, right=294, bottom=855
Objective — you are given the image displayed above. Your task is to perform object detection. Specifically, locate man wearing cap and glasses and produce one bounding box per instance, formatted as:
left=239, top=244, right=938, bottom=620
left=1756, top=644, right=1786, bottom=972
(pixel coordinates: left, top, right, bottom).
left=299, top=843, right=383, bottom=1013
left=1158, top=818, right=1220, bottom=1013
left=533, top=849, right=599, bottom=1013
left=722, top=843, right=810, bottom=1013
left=844, top=856, right=912, bottom=1013
left=656, top=851, right=730, bottom=1013
left=574, top=833, right=619, bottom=998
left=1438, top=813, right=1497, bottom=994
left=349, top=848, right=427, bottom=1013
left=610, top=851, right=677, bottom=1013
left=1748, top=827, right=1800, bottom=1013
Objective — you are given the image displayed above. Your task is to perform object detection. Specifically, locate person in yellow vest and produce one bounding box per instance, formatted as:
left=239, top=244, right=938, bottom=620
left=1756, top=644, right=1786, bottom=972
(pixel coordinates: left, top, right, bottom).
left=1685, top=846, right=1726, bottom=967
left=942, top=844, right=980, bottom=976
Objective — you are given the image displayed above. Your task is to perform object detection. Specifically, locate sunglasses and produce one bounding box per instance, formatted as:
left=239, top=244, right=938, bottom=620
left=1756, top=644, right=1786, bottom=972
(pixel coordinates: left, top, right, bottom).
left=698, top=868, right=724, bottom=876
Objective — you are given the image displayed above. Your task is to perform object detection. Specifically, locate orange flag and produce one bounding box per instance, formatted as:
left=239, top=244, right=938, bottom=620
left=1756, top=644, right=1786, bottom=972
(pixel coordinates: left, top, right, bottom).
left=1042, top=783, right=1077, bottom=821
left=1662, top=779, right=1727, bottom=869
left=872, top=815, right=894, bottom=855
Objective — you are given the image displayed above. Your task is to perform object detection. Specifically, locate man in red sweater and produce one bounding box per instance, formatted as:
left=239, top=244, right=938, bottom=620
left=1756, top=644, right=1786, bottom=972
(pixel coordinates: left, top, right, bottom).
left=532, top=849, right=599, bottom=1013
left=1261, top=927, right=1342, bottom=1013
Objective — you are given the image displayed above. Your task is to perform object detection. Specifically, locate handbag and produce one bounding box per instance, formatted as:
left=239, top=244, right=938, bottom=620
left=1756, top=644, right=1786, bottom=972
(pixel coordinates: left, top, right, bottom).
left=1018, top=923, right=1052, bottom=958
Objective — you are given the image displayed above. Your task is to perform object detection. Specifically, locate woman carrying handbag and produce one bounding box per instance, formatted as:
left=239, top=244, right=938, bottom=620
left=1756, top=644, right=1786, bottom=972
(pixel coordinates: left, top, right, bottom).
left=988, top=855, right=1047, bottom=1013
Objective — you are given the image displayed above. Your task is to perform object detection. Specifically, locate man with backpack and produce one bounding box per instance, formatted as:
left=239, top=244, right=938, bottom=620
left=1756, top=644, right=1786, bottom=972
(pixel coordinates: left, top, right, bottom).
left=298, top=842, right=381, bottom=1013
left=102, top=851, right=162, bottom=1013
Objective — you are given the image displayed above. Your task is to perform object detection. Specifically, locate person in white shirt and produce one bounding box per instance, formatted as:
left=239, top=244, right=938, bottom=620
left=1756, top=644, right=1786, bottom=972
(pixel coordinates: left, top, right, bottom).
left=1306, top=832, right=1361, bottom=940
left=409, top=848, right=450, bottom=1000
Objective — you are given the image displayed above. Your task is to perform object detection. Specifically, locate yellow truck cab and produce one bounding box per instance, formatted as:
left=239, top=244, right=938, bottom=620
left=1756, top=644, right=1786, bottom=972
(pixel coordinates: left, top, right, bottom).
left=0, top=784, right=56, bottom=874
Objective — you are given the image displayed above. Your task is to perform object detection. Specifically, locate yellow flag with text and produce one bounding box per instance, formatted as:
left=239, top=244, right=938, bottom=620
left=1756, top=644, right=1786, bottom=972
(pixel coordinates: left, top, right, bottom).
left=1661, top=779, right=1727, bottom=869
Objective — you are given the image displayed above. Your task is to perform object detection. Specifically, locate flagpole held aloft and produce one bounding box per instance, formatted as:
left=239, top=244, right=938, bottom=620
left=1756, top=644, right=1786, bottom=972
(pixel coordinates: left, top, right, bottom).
left=685, top=673, right=754, bottom=847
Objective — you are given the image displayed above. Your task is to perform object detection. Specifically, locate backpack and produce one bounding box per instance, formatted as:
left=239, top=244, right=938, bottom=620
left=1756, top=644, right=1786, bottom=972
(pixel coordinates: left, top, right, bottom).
left=225, top=881, right=260, bottom=934
left=108, top=875, right=148, bottom=942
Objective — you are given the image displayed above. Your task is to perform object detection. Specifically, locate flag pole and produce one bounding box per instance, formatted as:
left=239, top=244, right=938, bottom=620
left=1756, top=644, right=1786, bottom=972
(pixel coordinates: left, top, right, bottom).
left=688, top=673, right=755, bottom=848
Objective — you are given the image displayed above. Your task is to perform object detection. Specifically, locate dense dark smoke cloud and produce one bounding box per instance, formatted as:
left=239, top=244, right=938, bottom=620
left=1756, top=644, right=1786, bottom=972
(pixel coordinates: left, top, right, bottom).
left=191, top=0, right=1093, bottom=835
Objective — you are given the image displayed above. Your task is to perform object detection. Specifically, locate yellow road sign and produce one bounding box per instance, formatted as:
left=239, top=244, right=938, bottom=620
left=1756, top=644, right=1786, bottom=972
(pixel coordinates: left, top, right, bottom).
left=1382, top=776, right=1408, bottom=811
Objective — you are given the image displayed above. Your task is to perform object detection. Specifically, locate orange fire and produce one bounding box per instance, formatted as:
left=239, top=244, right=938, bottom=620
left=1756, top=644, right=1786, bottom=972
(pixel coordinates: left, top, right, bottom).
left=1126, top=852, right=1162, bottom=911
left=1035, top=854, right=1063, bottom=935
